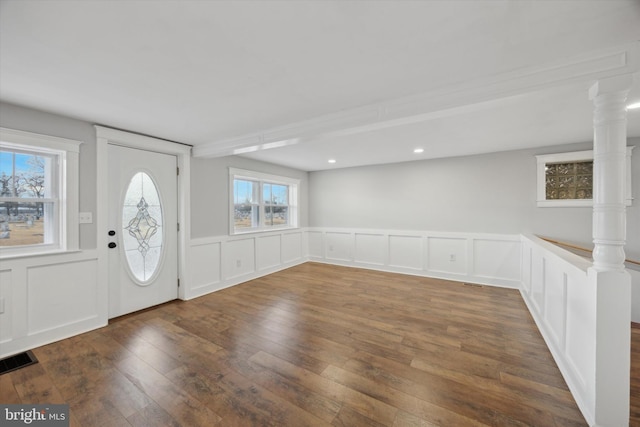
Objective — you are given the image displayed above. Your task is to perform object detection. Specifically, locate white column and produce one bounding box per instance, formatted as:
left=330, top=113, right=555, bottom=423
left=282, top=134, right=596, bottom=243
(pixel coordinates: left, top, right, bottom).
left=589, top=74, right=632, bottom=271
left=587, top=74, right=632, bottom=427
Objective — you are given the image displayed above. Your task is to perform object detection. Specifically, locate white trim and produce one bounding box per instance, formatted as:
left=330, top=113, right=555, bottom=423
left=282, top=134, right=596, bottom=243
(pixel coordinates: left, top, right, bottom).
left=194, top=42, right=640, bottom=159
left=0, top=127, right=82, bottom=258
left=536, top=146, right=634, bottom=207
left=228, top=167, right=300, bottom=235
left=95, top=126, right=192, bottom=312
left=306, top=227, right=522, bottom=289
left=0, top=127, right=82, bottom=154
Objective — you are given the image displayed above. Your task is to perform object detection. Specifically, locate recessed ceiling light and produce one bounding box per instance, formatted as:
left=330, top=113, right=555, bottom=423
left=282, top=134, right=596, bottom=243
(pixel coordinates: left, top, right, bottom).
left=413, top=148, right=424, bottom=154
left=328, top=159, right=336, bottom=164
left=628, top=101, right=640, bottom=110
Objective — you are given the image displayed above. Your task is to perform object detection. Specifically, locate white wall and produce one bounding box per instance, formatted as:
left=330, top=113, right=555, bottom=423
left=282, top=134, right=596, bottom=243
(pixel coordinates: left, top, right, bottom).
left=0, top=102, right=98, bottom=249
left=0, top=102, right=311, bottom=357
left=190, top=156, right=309, bottom=239
left=0, top=102, right=107, bottom=358
left=309, top=140, right=640, bottom=261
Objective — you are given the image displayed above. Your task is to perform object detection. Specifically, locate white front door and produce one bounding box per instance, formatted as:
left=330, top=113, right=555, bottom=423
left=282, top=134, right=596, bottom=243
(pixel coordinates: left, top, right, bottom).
left=107, top=144, right=178, bottom=318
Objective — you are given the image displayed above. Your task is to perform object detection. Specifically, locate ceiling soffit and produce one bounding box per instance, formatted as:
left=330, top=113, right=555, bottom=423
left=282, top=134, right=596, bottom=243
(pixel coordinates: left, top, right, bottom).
left=193, top=42, right=640, bottom=159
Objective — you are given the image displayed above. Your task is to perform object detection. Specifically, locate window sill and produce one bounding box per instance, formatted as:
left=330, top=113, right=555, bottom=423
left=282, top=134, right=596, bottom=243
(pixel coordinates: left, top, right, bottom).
left=0, top=248, right=82, bottom=261
left=230, top=226, right=300, bottom=237
left=537, top=198, right=633, bottom=208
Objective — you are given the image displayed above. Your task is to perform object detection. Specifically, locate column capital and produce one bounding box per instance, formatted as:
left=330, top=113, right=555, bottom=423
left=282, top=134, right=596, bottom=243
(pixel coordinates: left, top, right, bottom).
left=589, top=74, right=634, bottom=99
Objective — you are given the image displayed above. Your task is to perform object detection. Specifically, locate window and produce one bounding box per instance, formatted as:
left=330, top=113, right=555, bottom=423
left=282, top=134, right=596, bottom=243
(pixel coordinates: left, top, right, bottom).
left=0, top=127, right=81, bottom=257
left=229, top=168, right=299, bottom=234
left=536, top=147, right=634, bottom=207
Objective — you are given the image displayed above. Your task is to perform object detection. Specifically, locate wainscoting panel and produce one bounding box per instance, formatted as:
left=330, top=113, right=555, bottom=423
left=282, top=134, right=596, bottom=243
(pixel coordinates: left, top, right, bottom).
left=565, top=270, right=592, bottom=390
left=354, top=233, right=386, bottom=266
left=282, top=232, right=303, bottom=264
left=190, top=241, right=222, bottom=290
left=0, top=269, right=12, bottom=344
left=530, top=247, right=546, bottom=314
left=307, top=231, right=324, bottom=259
left=522, top=246, right=532, bottom=294
left=0, top=250, right=104, bottom=359
left=325, top=232, right=352, bottom=262
left=187, top=230, right=308, bottom=300
left=520, top=234, right=595, bottom=425
left=307, top=228, right=521, bottom=288
left=257, top=234, right=282, bottom=271
left=27, top=259, right=99, bottom=335
left=427, top=237, right=467, bottom=275
left=473, top=238, right=521, bottom=281
left=224, top=238, right=256, bottom=280
left=543, top=260, right=567, bottom=349
left=389, top=234, right=423, bottom=270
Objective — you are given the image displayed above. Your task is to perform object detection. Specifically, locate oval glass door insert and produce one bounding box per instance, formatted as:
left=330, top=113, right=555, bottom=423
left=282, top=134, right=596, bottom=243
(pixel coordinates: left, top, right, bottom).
left=122, top=172, right=163, bottom=283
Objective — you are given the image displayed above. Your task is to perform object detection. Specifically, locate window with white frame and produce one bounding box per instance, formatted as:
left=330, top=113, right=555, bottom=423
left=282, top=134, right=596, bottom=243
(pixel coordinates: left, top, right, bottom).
left=229, top=168, right=299, bottom=234
left=536, top=147, right=634, bottom=207
left=0, top=127, right=81, bottom=256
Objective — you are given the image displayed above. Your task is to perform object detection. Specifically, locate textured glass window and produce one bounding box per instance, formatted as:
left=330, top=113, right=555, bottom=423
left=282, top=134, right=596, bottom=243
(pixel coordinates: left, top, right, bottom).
left=545, top=161, right=593, bottom=200
left=122, top=172, right=163, bottom=283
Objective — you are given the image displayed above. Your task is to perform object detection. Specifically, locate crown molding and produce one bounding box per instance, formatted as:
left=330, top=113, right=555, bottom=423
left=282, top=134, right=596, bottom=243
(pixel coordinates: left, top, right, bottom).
left=193, top=42, right=640, bottom=159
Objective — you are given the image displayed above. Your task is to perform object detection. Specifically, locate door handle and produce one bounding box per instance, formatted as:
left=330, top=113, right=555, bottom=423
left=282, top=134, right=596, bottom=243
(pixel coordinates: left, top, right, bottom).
left=108, top=230, right=116, bottom=236
left=108, top=242, right=117, bottom=249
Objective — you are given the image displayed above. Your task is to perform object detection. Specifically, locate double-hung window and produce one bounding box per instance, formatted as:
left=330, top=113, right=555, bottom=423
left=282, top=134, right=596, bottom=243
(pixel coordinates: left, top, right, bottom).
left=229, top=168, right=299, bottom=234
left=0, top=127, right=81, bottom=257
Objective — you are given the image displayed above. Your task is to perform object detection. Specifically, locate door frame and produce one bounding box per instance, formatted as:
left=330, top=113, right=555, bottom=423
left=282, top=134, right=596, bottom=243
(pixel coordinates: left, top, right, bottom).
left=96, top=126, right=191, bottom=322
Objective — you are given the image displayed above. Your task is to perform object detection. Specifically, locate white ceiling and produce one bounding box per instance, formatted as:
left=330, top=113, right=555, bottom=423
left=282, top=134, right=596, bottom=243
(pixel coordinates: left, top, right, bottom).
left=1, top=0, right=639, bottom=171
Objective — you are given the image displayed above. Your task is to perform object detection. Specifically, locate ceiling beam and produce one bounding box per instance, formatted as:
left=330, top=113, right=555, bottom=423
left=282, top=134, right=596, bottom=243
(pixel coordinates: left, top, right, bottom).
left=193, top=42, right=639, bottom=159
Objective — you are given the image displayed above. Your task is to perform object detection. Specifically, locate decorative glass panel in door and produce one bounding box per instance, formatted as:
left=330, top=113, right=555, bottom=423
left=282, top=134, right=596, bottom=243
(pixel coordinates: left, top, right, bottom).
left=122, top=172, right=163, bottom=283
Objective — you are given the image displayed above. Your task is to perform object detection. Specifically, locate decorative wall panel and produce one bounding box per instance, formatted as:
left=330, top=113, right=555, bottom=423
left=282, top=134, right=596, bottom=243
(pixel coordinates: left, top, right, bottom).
left=325, top=232, right=352, bottom=262
left=389, top=235, right=423, bottom=270
left=190, top=242, right=221, bottom=289
left=0, top=270, right=12, bottom=344
left=224, top=238, right=255, bottom=279
left=354, top=233, right=386, bottom=266
left=257, top=235, right=281, bottom=271
left=282, top=232, right=303, bottom=264
left=427, top=237, right=466, bottom=275
left=27, top=260, right=98, bottom=335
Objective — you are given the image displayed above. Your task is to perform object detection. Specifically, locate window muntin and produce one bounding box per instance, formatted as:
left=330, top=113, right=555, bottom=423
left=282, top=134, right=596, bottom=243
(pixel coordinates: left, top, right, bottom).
left=0, top=127, right=81, bottom=257
left=229, top=168, right=299, bottom=234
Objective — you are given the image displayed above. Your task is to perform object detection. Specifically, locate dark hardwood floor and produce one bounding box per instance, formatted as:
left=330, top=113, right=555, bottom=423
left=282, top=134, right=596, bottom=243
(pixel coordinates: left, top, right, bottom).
left=2, top=262, right=637, bottom=426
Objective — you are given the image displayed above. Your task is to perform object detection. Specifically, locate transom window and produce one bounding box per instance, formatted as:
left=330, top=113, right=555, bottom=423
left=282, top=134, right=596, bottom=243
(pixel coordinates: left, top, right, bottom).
left=229, top=168, right=299, bottom=234
left=0, top=127, right=81, bottom=257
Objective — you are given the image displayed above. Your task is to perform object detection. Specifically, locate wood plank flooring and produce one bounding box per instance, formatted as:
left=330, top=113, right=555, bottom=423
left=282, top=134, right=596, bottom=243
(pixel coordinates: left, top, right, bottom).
left=2, top=262, right=637, bottom=426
